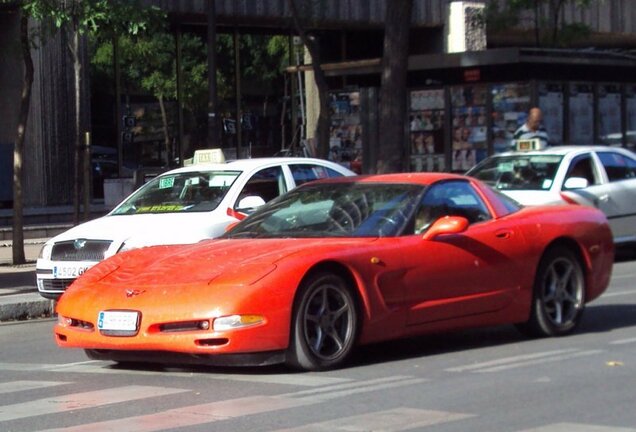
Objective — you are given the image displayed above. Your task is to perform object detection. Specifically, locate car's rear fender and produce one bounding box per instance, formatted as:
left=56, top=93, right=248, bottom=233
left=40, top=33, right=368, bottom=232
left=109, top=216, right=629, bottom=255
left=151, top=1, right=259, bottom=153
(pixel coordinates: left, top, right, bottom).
left=537, top=236, right=610, bottom=304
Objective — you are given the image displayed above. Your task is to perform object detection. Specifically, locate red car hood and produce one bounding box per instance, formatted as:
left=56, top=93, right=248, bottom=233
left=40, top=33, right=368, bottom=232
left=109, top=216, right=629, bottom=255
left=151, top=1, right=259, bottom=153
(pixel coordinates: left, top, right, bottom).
left=78, top=237, right=377, bottom=288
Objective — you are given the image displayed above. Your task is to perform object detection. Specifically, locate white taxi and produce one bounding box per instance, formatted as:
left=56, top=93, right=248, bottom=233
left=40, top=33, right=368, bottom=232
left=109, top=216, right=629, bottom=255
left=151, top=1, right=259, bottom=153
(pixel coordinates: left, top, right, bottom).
left=36, top=156, right=355, bottom=299
left=467, top=145, right=636, bottom=246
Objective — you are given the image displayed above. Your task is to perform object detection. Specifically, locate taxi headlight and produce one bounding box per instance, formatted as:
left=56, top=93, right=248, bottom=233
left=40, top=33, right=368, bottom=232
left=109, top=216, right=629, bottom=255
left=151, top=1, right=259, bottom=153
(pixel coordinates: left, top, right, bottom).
left=39, top=243, right=53, bottom=260
left=213, top=315, right=264, bottom=331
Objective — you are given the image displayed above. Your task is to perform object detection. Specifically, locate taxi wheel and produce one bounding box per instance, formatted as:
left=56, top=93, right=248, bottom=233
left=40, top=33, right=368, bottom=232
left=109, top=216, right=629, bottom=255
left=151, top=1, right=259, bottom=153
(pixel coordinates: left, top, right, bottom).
left=287, top=272, right=358, bottom=371
left=518, top=246, right=585, bottom=337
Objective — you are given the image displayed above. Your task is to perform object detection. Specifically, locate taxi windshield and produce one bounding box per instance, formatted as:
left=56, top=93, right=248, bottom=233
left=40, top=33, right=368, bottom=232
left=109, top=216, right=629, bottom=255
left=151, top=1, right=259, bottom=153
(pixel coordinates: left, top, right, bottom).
left=111, top=170, right=241, bottom=215
left=468, top=155, right=563, bottom=191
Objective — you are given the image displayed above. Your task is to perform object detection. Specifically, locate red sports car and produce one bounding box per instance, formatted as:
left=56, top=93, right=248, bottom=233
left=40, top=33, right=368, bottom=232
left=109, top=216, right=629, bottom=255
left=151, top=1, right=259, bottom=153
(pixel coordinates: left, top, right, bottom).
left=54, top=173, right=614, bottom=371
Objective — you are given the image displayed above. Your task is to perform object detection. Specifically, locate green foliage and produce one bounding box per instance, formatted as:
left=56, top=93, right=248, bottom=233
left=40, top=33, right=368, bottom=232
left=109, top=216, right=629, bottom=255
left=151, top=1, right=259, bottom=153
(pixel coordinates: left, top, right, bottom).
left=91, top=31, right=290, bottom=114
left=18, top=0, right=164, bottom=37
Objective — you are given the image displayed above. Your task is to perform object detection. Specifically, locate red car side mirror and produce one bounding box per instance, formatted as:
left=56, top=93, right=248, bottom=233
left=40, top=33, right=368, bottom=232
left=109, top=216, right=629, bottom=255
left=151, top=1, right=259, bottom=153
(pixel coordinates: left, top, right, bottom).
left=422, top=216, right=469, bottom=241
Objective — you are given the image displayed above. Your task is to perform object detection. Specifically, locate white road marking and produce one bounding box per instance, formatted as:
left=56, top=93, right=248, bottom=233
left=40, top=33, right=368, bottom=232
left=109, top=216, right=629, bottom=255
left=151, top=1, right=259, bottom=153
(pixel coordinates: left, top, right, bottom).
left=39, top=395, right=311, bottom=432
left=273, top=407, right=474, bottom=431
left=34, top=376, right=426, bottom=432
left=0, top=360, right=349, bottom=387
left=446, top=349, right=579, bottom=372
left=610, top=274, right=636, bottom=280
left=0, top=380, right=69, bottom=394
left=288, top=376, right=425, bottom=400
left=600, top=290, right=636, bottom=298
left=0, top=362, right=60, bottom=372
left=446, top=349, right=603, bottom=373
left=475, top=350, right=603, bottom=373
left=0, top=385, right=187, bottom=422
left=518, top=422, right=636, bottom=431
left=609, top=337, right=636, bottom=345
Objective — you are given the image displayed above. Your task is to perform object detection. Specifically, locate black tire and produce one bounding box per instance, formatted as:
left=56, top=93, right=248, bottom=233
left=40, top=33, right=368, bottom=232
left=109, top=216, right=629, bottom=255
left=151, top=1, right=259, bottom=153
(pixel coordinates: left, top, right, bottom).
left=517, top=246, right=585, bottom=337
left=287, top=272, right=358, bottom=371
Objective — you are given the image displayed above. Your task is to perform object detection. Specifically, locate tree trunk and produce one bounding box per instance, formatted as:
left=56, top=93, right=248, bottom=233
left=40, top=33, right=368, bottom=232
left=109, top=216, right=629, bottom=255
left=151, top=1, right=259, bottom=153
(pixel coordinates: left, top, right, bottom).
left=12, top=13, right=34, bottom=265
left=377, top=0, right=413, bottom=173
left=287, top=0, right=330, bottom=159
left=67, top=19, right=82, bottom=225
left=158, top=94, right=171, bottom=166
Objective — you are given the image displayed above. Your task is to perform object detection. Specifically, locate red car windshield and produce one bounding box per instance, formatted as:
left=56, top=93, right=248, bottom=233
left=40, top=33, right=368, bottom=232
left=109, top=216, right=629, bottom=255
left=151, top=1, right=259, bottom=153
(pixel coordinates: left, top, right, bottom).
left=226, top=182, right=424, bottom=238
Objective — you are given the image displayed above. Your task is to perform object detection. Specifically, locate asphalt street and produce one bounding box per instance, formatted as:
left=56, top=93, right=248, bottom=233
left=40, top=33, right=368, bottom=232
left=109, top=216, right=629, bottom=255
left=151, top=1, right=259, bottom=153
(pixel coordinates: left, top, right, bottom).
left=1, top=257, right=635, bottom=431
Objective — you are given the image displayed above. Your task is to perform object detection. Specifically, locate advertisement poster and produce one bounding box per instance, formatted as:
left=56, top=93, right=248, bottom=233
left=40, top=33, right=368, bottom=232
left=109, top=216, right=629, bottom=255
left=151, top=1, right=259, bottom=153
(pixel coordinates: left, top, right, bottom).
left=538, top=83, right=564, bottom=145
left=450, top=85, right=487, bottom=172
left=409, top=89, right=446, bottom=172
left=568, top=83, right=594, bottom=145
left=329, top=91, right=362, bottom=172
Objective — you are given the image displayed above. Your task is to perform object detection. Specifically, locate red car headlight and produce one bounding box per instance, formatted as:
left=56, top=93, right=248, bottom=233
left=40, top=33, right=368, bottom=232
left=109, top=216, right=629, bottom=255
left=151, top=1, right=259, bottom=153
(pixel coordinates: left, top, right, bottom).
left=213, top=314, right=265, bottom=331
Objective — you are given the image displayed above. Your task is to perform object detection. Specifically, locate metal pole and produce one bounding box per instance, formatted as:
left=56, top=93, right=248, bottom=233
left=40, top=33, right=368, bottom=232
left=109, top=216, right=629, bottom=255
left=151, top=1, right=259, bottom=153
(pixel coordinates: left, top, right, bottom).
left=83, top=131, right=91, bottom=220
left=176, top=23, right=185, bottom=165
left=207, top=0, right=219, bottom=148
left=234, top=28, right=242, bottom=157
left=113, top=35, right=123, bottom=177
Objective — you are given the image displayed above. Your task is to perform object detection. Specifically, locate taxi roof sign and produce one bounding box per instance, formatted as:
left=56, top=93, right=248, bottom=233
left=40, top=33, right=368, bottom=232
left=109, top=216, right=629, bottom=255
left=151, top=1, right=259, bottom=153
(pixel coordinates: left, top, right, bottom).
left=515, top=138, right=543, bottom=151
left=185, top=148, right=226, bottom=166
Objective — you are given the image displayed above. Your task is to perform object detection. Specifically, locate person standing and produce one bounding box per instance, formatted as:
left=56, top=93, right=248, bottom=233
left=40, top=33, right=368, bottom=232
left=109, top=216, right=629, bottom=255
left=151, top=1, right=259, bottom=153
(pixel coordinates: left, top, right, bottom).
left=513, top=107, right=549, bottom=149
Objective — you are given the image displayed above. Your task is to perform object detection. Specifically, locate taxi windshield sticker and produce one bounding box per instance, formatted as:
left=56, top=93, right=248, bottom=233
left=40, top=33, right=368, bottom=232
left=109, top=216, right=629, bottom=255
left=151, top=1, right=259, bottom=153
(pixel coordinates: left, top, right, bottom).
left=136, top=204, right=185, bottom=213
left=159, top=177, right=175, bottom=189
left=499, top=162, right=514, bottom=172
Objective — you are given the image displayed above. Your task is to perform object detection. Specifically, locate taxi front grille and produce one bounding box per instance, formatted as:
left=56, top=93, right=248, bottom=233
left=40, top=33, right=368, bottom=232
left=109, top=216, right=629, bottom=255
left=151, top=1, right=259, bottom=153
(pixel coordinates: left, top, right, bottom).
left=51, top=240, right=112, bottom=262
left=40, top=278, right=74, bottom=292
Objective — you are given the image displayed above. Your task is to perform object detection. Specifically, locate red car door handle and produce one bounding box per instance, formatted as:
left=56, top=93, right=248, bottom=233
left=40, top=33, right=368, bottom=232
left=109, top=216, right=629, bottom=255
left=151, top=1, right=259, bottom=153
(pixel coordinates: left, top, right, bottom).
left=495, top=230, right=512, bottom=239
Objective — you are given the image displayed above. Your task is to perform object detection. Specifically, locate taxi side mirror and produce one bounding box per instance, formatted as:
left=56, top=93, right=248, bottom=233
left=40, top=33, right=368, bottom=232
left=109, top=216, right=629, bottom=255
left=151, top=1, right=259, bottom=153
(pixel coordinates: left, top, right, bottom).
left=236, top=195, right=266, bottom=213
left=563, top=177, right=589, bottom=190
left=422, top=216, right=469, bottom=241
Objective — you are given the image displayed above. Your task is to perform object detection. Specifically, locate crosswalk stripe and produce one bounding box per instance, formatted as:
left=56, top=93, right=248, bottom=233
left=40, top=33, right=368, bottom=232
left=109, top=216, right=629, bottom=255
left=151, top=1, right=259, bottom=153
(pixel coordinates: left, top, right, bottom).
left=39, top=395, right=311, bottom=432
left=296, top=377, right=427, bottom=403
left=35, top=376, right=426, bottom=431
left=272, top=407, right=474, bottom=431
left=288, top=376, right=417, bottom=398
left=0, top=362, right=60, bottom=372
left=39, top=360, right=351, bottom=387
left=0, top=385, right=188, bottom=422
left=601, top=290, right=636, bottom=298
left=445, top=349, right=598, bottom=373
left=518, top=422, right=636, bottom=431
left=0, top=381, right=69, bottom=394
left=475, top=350, right=603, bottom=373
left=609, top=337, right=636, bottom=345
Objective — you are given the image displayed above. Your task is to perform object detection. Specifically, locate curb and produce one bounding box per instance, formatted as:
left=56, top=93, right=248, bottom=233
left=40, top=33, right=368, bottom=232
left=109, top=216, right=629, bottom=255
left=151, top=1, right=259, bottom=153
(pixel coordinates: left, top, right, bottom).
left=0, top=293, right=54, bottom=322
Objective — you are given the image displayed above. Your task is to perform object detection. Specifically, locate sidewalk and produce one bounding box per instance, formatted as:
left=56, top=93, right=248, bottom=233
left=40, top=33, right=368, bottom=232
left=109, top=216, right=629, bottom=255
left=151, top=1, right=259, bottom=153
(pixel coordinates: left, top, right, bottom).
left=0, top=238, right=55, bottom=322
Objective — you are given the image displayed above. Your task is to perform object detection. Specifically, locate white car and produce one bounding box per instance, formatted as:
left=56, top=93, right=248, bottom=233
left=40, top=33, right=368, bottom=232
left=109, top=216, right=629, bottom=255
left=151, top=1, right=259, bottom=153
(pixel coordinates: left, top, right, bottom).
left=467, top=145, right=636, bottom=246
left=36, top=157, right=356, bottom=299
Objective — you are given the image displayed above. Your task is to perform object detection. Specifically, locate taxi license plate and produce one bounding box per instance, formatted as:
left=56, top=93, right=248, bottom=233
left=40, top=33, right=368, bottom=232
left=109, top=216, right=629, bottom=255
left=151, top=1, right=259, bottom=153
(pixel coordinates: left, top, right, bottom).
left=53, top=265, right=90, bottom=278
left=98, top=311, right=139, bottom=331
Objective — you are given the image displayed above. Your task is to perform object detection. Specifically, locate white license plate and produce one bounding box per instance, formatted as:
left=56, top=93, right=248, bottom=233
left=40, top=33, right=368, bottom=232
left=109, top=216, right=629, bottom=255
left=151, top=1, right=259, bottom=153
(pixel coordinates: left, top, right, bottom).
left=98, top=311, right=139, bottom=331
left=53, top=265, right=91, bottom=279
